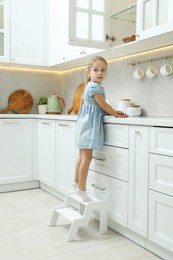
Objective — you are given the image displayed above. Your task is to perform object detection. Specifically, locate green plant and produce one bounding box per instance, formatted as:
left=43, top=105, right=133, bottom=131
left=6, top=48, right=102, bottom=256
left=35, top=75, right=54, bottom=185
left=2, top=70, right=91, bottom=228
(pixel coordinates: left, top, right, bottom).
left=37, top=96, right=48, bottom=105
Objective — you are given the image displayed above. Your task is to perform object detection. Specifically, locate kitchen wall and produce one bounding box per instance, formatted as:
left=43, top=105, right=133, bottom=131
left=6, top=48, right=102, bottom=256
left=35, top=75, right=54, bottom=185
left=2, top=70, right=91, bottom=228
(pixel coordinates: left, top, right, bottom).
left=0, top=68, right=61, bottom=114
left=0, top=47, right=173, bottom=117
left=61, top=48, right=173, bottom=117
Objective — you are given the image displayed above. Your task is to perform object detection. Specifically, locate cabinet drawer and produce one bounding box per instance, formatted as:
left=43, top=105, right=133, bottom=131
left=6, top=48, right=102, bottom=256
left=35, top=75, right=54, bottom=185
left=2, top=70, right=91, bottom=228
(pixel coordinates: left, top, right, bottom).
left=90, top=145, right=128, bottom=181
left=149, top=154, right=173, bottom=196
left=150, top=127, right=173, bottom=156
left=88, top=170, right=128, bottom=227
left=104, top=124, right=129, bottom=148
left=148, top=190, right=173, bottom=253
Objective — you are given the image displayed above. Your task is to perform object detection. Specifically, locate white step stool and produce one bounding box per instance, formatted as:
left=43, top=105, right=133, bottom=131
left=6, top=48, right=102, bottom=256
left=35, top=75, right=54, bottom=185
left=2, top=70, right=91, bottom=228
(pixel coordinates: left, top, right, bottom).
left=49, top=192, right=107, bottom=242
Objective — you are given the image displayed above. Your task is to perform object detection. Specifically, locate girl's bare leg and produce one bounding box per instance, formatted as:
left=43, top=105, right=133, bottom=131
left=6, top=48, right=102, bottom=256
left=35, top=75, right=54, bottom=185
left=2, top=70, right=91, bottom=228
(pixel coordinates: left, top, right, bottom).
left=78, top=149, right=93, bottom=191
left=74, top=149, right=82, bottom=184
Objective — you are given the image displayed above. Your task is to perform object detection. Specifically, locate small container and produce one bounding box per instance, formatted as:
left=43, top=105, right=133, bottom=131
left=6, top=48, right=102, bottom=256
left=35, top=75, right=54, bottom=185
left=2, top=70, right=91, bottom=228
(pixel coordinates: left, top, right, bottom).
left=127, top=105, right=141, bottom=117
left=118, top=99, right=131, bottom=113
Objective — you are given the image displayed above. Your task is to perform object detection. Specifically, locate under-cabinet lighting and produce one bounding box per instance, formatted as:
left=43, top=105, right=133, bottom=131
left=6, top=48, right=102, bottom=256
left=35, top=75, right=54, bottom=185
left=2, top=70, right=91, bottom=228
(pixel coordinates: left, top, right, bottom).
left=0, top=45, right=173, bottom=73
left=107, top=45, right=173, bottom=65
left=0, top=66, right=60, bottom=74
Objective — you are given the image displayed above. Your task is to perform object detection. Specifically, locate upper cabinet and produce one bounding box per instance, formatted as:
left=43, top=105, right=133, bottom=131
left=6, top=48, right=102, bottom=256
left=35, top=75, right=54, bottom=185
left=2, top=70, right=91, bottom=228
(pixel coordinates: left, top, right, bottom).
left=0, top=0, right=10, bottom=63
left=136, top=0, right=173, bottom=40
left=10, top=0, right=46, bottom=66
left=69, top=0, right=110, bottom=49
left=0, top=0, right=173, bottom=69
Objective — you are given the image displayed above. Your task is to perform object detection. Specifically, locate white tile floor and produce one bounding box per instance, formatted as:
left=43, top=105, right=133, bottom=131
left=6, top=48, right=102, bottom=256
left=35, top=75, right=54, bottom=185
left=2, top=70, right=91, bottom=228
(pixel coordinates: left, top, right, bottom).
left=0, top=188, right=162, bottom=260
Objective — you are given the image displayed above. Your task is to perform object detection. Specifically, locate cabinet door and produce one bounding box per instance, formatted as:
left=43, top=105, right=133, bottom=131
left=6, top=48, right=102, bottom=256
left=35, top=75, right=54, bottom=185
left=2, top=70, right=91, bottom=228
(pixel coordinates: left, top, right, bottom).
left=104, top=124, right=129, bottom=148
left=136, top=0, right=173, bottom=40
left=38, top=120, right=56, bottom=188
left=10, top=0, right=45, bottom=65
left=0, top=119, right=33, bottom=184
left=69, top=0, right=110, bottom=49
left=128, top=126, right=149, bottom=237
left=56, top=121, right=77, bottom=194
left=90, top=145, right=129, bottom=181
left=150, top=126, right=173, bottom=157
left=148, top=190, right=173, bottom=252
left=149, top=153, right=173, bottom=196
left=88, top=170, right=128, bottom=227
left=0, top=0, right=10, bottom=62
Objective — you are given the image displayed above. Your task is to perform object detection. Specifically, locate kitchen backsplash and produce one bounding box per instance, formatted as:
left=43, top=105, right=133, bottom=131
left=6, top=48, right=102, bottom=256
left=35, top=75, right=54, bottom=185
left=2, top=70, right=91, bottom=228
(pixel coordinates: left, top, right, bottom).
left=0, top=48, right=173, bottom=117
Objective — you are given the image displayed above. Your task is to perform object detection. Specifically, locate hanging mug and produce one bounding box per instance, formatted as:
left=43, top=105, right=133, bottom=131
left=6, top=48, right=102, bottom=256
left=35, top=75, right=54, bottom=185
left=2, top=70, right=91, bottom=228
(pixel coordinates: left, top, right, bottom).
left=160, top=61, right=173, bottom=76
left=146, top=63, right=158, bottom=78
left=133, top=65, right=145, bottom=79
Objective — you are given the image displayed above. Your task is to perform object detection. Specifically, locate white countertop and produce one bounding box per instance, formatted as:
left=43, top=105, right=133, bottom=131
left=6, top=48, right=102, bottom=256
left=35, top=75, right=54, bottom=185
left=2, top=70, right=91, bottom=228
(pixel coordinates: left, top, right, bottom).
left=0, top=114, right=173, bottom=127
left=103, top=116, right=173, bottom=127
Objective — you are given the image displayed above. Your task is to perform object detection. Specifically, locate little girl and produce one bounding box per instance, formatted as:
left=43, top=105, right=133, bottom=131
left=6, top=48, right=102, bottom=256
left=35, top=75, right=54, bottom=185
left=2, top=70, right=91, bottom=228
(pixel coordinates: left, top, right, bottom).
left=73, top=56, right=128, bottom=202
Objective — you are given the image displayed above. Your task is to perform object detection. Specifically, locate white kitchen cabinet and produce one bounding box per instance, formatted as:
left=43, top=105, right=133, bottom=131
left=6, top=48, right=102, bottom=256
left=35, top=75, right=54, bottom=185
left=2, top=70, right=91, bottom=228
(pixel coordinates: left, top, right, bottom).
left=0, top=119, right=33, bottom=184
left=136, top=0, right=173, bottom=40
left=90, top=145, right=128, bottom=181
left=128, top=125, right=149, bottom=237
left=38, top=119, right=56, bottom=188
left=88, top=170, right=128, bottom=227
left=51, top=0, right=108, bottom=65
left=148, top=190, right=173, bottom=253
left=148, top=126, right=173, bottom=253
left=88, top=123, right=129, bottom=227
left=149, top=153, right=173, bottom=197
left=69, top=0, right=110, bottom=49
left=0, top=0, right=10, bottom=63
left=10, top=0, right=46, bottom=66
left=104, top=123, right=129, bottom=148
left=55, top=121, right=77, bottom=194
left=150, top=126, right=173, bottom=157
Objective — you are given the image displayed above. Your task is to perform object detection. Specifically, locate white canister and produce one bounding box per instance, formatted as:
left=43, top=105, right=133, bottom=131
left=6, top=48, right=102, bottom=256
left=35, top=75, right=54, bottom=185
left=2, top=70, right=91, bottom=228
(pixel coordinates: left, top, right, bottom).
left=127, top=105, right=141, bottom=117
left=118, top=99, right=131, bottom=113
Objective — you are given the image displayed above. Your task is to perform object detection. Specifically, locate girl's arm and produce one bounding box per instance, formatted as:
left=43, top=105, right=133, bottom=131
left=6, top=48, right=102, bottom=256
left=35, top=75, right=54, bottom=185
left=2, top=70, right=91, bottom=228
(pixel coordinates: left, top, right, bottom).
left=94, top=93, right=128, bottom=118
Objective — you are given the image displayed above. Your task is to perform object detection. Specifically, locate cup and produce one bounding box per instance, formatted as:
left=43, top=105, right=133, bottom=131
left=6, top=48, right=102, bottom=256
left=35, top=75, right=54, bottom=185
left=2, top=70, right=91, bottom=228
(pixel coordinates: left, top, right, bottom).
left=133, top=66, right=145, bottom=79
left=160, top=62, right=173, bottom=76
left=146, top=64, right=158, bottom=78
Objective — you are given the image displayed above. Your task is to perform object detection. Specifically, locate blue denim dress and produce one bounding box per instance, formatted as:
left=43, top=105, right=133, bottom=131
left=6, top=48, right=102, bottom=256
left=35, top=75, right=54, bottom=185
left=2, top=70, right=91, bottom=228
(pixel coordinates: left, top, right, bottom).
left=75, top=82, right=106, bottom=150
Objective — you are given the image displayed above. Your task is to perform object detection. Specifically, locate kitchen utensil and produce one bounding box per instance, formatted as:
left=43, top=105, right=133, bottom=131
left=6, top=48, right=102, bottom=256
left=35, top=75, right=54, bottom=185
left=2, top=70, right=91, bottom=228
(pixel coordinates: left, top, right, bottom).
left=68, top=82, right=85, bottom=115
left=160, top=61, right=173, bottom=76
left=133, top=65, right=144, bottom=79
left=117, top=99, right=131, bottom=113
left=1, top=89, right=33, bottom=114
left=47, top=94, right=65, bottom=114
left=146, top=63, right=158, bottom=78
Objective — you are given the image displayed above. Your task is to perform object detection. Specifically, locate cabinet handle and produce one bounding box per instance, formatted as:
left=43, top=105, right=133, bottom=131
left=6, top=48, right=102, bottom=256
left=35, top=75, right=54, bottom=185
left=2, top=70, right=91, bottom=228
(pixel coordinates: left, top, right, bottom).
left=91, top=183, right=106, bottom=191
left=135, top=130, right=140, bottom=134
left=92, top=156, right=106, bottom=161
left=4, top=121, right=20, bottom=124
left=59, top=124, right=69, bottom=127
left=41, top=122, right=51, bottom=125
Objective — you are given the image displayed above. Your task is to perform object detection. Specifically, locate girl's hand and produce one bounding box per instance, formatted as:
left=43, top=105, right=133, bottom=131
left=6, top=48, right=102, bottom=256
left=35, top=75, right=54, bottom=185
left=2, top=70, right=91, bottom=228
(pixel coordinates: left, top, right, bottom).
left=114, top=110, right=128, bottom=118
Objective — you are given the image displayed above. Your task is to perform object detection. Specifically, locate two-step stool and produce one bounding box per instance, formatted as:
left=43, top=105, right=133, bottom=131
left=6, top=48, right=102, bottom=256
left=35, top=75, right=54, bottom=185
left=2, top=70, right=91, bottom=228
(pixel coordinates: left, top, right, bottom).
left=49, top=192, right=107, bottom=241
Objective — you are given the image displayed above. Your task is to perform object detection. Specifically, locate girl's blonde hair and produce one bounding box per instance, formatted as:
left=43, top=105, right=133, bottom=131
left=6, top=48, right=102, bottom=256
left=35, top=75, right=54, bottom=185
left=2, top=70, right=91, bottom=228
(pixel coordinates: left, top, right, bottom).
left=85, top=56, right=107, bottom=84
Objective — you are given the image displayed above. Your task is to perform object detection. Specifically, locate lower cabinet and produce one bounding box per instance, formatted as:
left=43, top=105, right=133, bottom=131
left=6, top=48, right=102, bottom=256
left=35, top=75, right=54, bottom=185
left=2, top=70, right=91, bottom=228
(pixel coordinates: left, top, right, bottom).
left=38, top=119, right=56, bottom=188
left=128, top=126, right=149, bottom=237
left=0, top=119, right=33, bottom=184
left=88, top=124, right=129, bottom=228
left=88, top=170, right=128, bottom=227
left=148, top=190, right=173, bottom=253
left=148, top=126, right=173, bottom=253
left=56, top=121, right=77, bottom=194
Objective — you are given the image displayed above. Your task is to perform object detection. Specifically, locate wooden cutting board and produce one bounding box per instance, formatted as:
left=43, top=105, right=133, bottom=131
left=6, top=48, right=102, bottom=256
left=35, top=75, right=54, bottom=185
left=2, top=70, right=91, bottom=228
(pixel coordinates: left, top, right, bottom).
left=1, top=89, right=33, bottom=114
left=68, top=83, right=85, bottom=115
